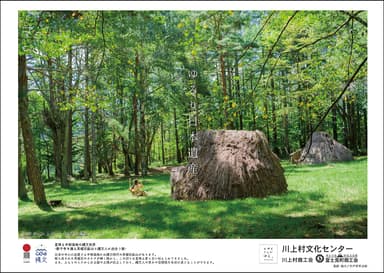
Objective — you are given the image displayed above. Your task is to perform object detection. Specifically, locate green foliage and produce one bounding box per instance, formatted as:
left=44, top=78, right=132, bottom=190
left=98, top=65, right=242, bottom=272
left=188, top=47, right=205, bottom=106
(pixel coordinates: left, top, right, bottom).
left=19, top=10, right=367, bottom=184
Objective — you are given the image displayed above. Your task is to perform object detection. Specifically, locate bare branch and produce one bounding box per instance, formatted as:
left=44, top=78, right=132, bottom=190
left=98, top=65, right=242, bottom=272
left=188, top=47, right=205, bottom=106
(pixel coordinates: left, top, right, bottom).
left=252, top=11, right=298, bottom=92
left=300, top=56, right=367, bottom=162
left=340, top=10, right=367, bottom=27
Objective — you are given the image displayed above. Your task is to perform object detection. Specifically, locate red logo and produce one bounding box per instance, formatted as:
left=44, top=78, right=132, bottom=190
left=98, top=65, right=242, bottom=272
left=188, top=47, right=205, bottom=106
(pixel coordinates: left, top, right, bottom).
left=23, top=244, right=31, bottom=252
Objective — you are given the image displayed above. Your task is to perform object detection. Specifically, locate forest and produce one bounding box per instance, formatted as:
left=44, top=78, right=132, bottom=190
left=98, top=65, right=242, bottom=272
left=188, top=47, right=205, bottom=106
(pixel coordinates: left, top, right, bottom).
left=18, top=10, right=367, bottom=214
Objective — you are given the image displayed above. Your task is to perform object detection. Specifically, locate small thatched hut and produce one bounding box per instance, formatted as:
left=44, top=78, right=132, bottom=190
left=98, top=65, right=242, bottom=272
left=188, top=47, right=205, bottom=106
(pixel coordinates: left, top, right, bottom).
left=298, top=131, right=353, bottom=164
left=171, top=130, right=287, bottom=200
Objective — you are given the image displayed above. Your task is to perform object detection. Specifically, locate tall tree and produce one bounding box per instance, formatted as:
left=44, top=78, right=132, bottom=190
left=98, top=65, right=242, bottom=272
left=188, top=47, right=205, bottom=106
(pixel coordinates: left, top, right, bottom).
left=66, top=48, right=74, bottom=176
left=83, top=47, right=91, bottom=180
left=19, top=55, right=48, bottom=207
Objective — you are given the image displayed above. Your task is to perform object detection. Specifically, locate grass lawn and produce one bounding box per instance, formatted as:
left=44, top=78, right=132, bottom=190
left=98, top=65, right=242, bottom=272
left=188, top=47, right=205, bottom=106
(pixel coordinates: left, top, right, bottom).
left=19, top=157, right=367, bottom=239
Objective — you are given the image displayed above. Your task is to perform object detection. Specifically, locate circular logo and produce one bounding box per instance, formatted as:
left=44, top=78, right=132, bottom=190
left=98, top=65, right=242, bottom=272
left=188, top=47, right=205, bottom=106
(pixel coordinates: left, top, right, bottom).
left=35, top=249, right=47, bottom=256
left=316, top=254, right=324, bottom=263
left=23, top=244, right=31, bottom=252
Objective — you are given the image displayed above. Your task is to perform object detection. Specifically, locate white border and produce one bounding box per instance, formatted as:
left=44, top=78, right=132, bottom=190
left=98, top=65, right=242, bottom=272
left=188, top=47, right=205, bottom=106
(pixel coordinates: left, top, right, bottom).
left=1, top=1, right=383, bottom=272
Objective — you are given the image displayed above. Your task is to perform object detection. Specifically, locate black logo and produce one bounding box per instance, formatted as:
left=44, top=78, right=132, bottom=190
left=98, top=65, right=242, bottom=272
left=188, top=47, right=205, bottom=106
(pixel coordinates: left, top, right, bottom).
left=316, top=254, right=324, bottom=263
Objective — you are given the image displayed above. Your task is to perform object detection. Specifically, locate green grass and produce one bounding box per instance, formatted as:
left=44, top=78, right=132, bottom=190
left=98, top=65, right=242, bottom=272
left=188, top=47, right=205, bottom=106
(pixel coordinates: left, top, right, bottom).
left=19, top=157, right=367, bottom=239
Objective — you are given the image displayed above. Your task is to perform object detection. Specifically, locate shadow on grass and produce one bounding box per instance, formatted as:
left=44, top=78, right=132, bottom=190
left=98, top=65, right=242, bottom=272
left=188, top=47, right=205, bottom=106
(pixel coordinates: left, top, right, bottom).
left=19, top=211, right=133, bottom=238
left=18, top=197, right=33, bottom=203
left=19, top=189, right=366, bottom=239
left=44, top=180, right=131, bottom=197
left=44, top=174, right=170, bottom=196
left=38, top=204, right=54, bottom=212
left=19, top=198, right=53, bottom=212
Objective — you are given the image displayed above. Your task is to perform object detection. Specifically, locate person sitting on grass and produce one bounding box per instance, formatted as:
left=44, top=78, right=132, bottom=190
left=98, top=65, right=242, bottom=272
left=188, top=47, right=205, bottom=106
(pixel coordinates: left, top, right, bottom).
left=129, top=179, right=147, bottom=197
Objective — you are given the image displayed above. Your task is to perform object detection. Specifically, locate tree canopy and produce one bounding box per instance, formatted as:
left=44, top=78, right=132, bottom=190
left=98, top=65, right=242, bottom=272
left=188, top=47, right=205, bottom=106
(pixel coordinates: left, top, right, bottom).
left=18, top=10, right=367, bottom=200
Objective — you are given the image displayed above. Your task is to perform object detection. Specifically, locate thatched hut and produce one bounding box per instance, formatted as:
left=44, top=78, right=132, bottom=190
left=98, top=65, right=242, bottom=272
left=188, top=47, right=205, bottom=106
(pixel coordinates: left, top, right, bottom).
left=171, top=130, right=287, bottom=200
left=298, top=131, right=353, bottom=164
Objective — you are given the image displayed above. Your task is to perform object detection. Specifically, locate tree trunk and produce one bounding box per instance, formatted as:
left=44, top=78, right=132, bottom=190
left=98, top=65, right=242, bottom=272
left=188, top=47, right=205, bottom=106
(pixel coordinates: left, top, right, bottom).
left=363, top=108, right=367, bottom=152
left=133, top=51, right=140, bottom=175
left=123, top=145, right=130, bottom=177
left=67, top=112, right=73, bottom=175
left=59, top=49, right=73, bottom=188
left=219, top=53, right=229, bottom=128
left=250, top=78, right=256, bottom=130
left=19, top=55, right=48, bottom=207
left=61, top=111, right=70, bottom=188
left=356, top=104, right=362, bottom=153
left=84, top=49, right=91, bottom=180
left=46, top=57, right=63, bottom=181
left=264, top=101, right=270, bottom=141
left=227, top=65, right=232, bottom=99
left=52, top=130, right=62, bottom=181
left=107, top=160, right=114, bottom=176
left=183, top=125, right=189, bottom=161
left=235, top=55, right=243, bottom=130
left=173, top=107, right=182, bottom=163
left=341, top=101, right=349, bottom=147
left=138, top=52, right=148, bottom=177
left=46, top=154, right=50, bottom=180
left=146, top=128, right=156, bottom=168
left=140, top=99, right=147, bottom=176
left=133, top=93, right=140, bottom=175
left=160, top=120, right=165, bottom=165
left=84, top=107, right=91, bottom=180
left=282, top=75, right=290, bottom=157
left=332, top=105, right=338, bottom=141
left=298, top=96, right=306, bottom=147
left=216, top=16, right=230, bottom=129
left=67, top=49, right=73, bottom=176
left=91, top=110, right=97, bottom=182
left=87, top=47, right=97, bottom=183
left=18, top=118, right=28, bottom=200
left=128, top=118, right=134, bottom=170
left=270, top=78, right=278, bottom=155
left=98, top=161, right=102, bottom=174
left=347, top=100, right=357, bottom=154
left=111, top=134, right=117, bottom=175
left=116, top=83, right=130, bottom=177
